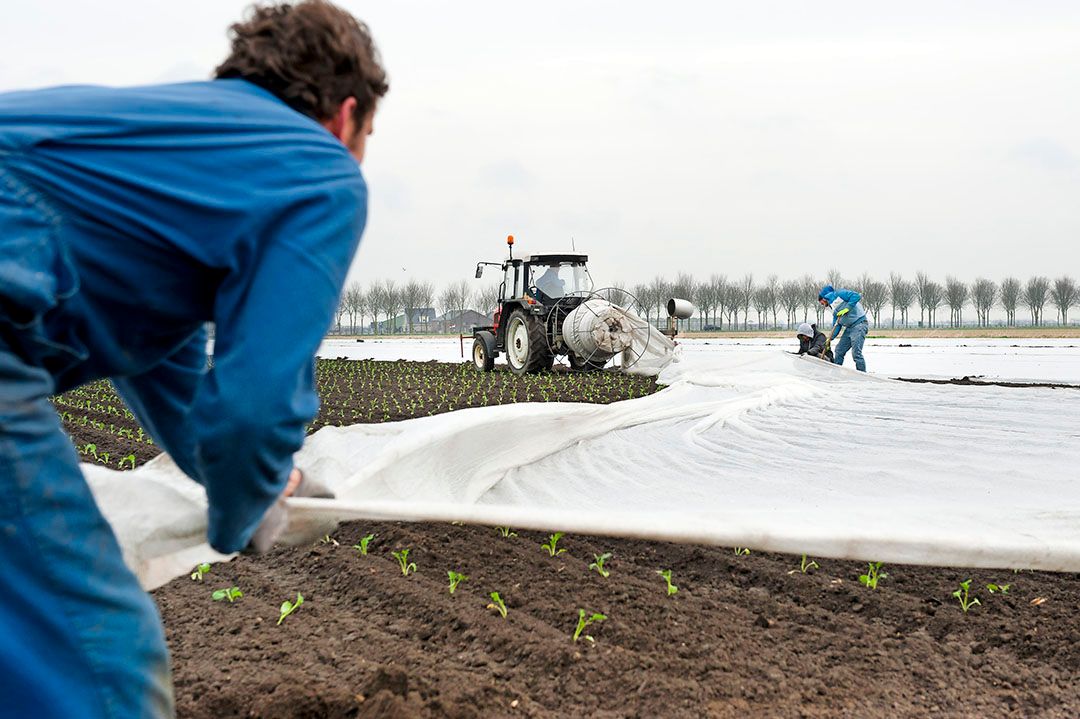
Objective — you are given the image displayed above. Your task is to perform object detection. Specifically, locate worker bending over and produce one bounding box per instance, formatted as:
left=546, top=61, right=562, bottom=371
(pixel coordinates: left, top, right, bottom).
left=795, top=322, right=833, bottom=362
left=818, top=285, right=869, bottom=371
left=0, top=2, right=387, bottom=716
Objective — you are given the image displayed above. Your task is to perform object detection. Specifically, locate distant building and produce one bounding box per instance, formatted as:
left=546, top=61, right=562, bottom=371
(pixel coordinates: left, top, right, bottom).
left=438, top=309, right=490, bottom=333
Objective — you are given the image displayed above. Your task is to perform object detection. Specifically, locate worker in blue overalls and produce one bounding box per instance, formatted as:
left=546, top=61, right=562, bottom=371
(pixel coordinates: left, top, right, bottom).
left=818, top=284, right=869, bottom=371
left=0, top=2, right=387, bottom=715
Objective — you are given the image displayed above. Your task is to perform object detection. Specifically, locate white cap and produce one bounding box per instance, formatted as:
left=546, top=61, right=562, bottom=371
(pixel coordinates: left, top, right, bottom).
left=796, top=322, right=813, bottom=338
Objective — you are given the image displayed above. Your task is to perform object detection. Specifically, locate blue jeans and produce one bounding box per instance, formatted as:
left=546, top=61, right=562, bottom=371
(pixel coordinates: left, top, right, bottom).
left=833, top=318, right=868, bottom=372
left=1, top=319, right=173, bottom=712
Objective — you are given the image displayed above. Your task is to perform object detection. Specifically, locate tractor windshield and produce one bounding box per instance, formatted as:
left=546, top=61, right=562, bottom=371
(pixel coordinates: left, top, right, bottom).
left=529, top=262, right=592, bottom=299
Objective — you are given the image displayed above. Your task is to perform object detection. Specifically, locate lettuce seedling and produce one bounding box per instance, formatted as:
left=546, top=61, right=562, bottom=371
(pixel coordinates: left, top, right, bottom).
left=352, top=533, right=375, bottom=555
left=495, top=526, right=517, bottom=538
left=589, top=552, right=612, bottom=578
left=788, top=554, right=819, bottom=575
left=190, top=562, right=211, bottom=582
left=277, top=592, right=304, bottom=625
left=656, top=569, right=678, bottom=596
left=987, top=583, right=1011, bottom=594
left=541, top=532, right=567, bottom=557
left=318, top=534, right=339, bottom=546
left=393, top=549, right=417, bottom=576
left=953, top=579, right=981, bottom=613
left=734, top=547, right=750, bottom=556
left=573, top=609, right=608, bottom=642
left=488, top=591, right=508, bottom=618
left=212, top=587, right=242, bottom=603
left=859, top=562, right=887, bottom=590
left=448, top=570, right=467, bottom=594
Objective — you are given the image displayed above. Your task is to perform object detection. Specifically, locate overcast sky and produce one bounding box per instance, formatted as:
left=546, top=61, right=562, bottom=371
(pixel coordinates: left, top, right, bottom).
left=2, top=1, right=1078, bottom=291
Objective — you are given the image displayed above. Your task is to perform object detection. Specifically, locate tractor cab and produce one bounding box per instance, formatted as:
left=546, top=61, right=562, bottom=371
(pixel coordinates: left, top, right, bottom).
left=472, top=236, right=596, bottom=374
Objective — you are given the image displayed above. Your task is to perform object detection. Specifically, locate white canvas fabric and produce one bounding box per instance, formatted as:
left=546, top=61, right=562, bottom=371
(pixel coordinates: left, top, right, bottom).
left=84, top=350, right=1080, bottom=589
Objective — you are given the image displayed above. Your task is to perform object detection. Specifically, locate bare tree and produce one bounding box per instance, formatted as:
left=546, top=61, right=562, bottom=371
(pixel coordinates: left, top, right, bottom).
left=1024, top=276, right=1050, bottom=326
left=692, top=281, right=714, bottom=331
left=474, top=283, right=501, bottom=319
left=604, top=282, right=633, bottom=310
left=888, top=273, right=913, bottom=328
left=723, top=283, right=740, bottom=329
left=631, top=282, right=656, bottom=321
left=764, top=275, right=781, bottom=329
left=971, top=278, right=997, bottom=328
left=858, top=274, right=888, bottom=328
left=752, top=287, right=771, bottom=329
left=438, top=281, right=468, bottom=332
left=780, top=279, right=802, bottom=328
left=649, top=275, right=672, bottom=326
left=1050, top=276, right=1078, bottom=325
left=801, top=275, right=819, bottom=324
left=736, top=274, right=754, bottom=330
left=342, top=283, right=365, bottom=334
left=706, top=274, right=726, bottom=330
left=375, top=279, right=400, bottom=334
left=825, top=268, right=845, bottom=290
left=1000, top=277, right=1021, bottom=327
left=944, top=276, right=969, bottom=328
left=925, top=280, right=944, bottom=328
left=400, top=279, right=434, bottom=334
left=914, top=272, right=932, bottom=327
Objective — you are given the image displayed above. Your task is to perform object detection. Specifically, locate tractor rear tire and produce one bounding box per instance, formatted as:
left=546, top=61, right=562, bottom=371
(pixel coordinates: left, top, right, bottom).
left=472, top=332, right=495, bottom=372
left=505, top=309, right=553, bottom=374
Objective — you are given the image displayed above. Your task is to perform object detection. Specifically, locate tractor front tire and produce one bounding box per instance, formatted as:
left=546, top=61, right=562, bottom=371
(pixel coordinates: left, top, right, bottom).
left=472, top=332, right=495, bottom=372
left=505, top=309, right=553, bottom=374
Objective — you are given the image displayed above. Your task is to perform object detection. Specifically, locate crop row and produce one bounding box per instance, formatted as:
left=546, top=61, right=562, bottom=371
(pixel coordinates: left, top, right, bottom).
left=187, top=527, right=1034, bottom=642
left=52, top=359, right=660, bottom=467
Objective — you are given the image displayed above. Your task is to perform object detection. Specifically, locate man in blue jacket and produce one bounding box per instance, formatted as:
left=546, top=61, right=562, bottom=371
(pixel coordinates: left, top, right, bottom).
left=818, top=285, right=869, bottom=371
left=0, top=2, right=387, bottom=716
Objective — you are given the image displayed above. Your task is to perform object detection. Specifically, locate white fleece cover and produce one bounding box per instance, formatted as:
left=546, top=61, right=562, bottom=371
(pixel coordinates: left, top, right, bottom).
left=84, top=349, right=1080, bottom=589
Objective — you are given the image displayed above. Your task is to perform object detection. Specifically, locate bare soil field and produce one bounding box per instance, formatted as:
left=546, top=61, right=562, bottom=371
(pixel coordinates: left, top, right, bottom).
left=55, top=360, right=1080, bottom=718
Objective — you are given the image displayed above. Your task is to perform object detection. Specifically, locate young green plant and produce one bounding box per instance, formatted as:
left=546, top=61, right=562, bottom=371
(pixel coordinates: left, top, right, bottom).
left=488, top=591, right=508, bottom=618
left=352, top=533, right=375, bottom=555
left=788, top=554, right=819, bottom=575
left=573, top=609, right=608, bottom=642
left=953, top=579, right=981, bottom=613
left=212, top=587, right=243, bottom=603
left=393, top=549, right=417, bottom=576
left=859, top=562, right=887, bottom=590
left=987, top=583, right=1011, bottom=594
left=656, top=569, right=678, bottom=596
left=447, top=570, right=467, bottom=595
left=589, top=552, right=612, bottom=578
left=541, top=532, right=567, bottom=557
left=494, top=526, right=517, bottom=538
left=277, top=592, right=304, bottom=625
left=190, top=562, right=210, bottom=582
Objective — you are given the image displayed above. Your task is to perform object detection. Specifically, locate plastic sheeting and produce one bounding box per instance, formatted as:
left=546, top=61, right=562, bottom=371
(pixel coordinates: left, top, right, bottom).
left=84, top=351, right=1080, bottom=589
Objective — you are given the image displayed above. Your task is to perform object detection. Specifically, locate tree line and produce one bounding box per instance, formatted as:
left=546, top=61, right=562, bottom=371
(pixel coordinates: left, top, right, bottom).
left=335, top=272, right=1079, bottom=334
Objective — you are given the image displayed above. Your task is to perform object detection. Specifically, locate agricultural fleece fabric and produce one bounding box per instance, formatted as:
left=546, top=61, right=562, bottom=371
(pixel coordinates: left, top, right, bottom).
left=0, top=79, right=368, bottom=717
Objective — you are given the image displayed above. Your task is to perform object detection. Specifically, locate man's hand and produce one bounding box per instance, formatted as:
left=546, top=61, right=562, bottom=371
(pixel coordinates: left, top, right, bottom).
left=245, top=467, right=335, bottom=553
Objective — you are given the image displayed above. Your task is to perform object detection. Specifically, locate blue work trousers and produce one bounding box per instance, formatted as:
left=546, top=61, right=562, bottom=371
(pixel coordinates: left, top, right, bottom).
left=0, top=334, right=174, bottom=716
left=833, top=318, right=868, bottom=372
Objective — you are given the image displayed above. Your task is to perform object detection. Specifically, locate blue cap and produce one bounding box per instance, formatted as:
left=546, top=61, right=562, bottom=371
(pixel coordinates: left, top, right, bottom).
left=818, top=284, right=834, bottom=300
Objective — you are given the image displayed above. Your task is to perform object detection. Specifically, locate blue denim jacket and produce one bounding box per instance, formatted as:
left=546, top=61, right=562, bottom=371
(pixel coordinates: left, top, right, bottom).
left=0, top=80, right=367, bottom=552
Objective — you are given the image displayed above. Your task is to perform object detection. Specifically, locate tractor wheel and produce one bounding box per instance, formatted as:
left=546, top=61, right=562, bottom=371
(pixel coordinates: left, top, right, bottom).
left=569, top=351, right=607, bottom=372
left=505, top=309, right=553, bottom=374
left=472, top=333, right=495, bottom=372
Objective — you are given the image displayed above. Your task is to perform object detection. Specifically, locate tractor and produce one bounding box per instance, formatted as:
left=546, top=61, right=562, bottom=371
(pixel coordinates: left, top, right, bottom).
left=471, top=235, right=606, bottom=374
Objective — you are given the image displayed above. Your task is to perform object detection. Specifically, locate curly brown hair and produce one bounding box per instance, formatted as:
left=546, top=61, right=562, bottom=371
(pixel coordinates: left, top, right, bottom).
left=215, top=0, right=388, bottom=123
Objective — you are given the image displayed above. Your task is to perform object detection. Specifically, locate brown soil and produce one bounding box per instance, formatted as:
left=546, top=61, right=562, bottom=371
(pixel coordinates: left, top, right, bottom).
left=894, top=376, right=1080, bottom=390
left=156, top=522, right=1080, bottom=719
left=54, top=360, right=1080, bottom=717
